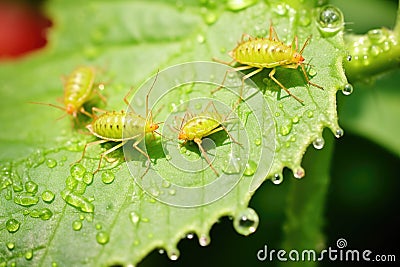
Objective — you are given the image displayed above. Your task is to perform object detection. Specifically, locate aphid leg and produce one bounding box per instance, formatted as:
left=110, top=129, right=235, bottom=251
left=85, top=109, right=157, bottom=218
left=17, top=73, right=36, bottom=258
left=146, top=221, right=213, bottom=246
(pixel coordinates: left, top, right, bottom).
left=194, top=137, right=219, bottom=176
left=79, top=106, right=94, bottom=118
left=211, top=65, right=254, bottom=99
left=130, top=137, right=152, bottom=177
left=93, top=141, right=127, bottom=174
left=300, top=64, right=324, bottom=90
left=77, top=139, right=109, bottom=165
left=299, top=36, right=312, bottom=55
left=268, top=68, right=304, bottom=104
left=123, top=86, right=138, bottom=113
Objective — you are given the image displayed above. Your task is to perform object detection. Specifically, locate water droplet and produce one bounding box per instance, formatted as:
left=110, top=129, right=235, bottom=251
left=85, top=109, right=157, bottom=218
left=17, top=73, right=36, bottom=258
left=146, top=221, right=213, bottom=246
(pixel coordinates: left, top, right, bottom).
left=222, top=153, right=242, bottom=174
left=61, top=190, right=94, bottom=213
left=168, top=250, right=180, bottom=261
left=83, top=172, right=94, bottom=185
left=275, top=112, right=280, bottom=117
left=196, top=34, right=205, bottom=44
left=169, top=189, right=176, bottom=195
left=28, top=150, right=45, bottom=167
left=317, top=5, right=343, bottom=36
left=25, top=181, right=38, bottom=194
left=46, top=158, right=57, bottom=168
left=226, top=0, right=257, bottom=11
left=165, top=154, right=172, bottom=160
left=313, top=136, right=325, bottom=149
left=70, top=164, right=86, bottom=179
left=74, top=181, right=87, bottom=195
left=40, top=208, right=53, bottom=220
left=274, top=4, right=287, bottom=15
left=199, top=234, right=210, bottom=246
left=272, top=173, right=283, bottom=185
left=6, top=242, right=15, bottom=250
left=233, top=208, right=259, bottom=236
left=41, top=190, right=55, bottom=203
left=280, top=122, right=292, bottom=136
left=202, top=10, right=218, bottom=25
left=158, top=249, right=165, bottom=254
left=294, top=167, right=305, bottom=179
left=342, top=83, right=353, bottom=95
left=253, top=138, right=261, bottom=146
left=292, top=116, right=300, bottom=124
left=96, top=231, right=110, bottom=245
left=14, top=193, right=39, bottom=207
left=30, top=209, right=40, bottom=218
left=6, top=218, right=20, bottom=233
left=367, top=28, right=386, bottom=44
left=101, top=171, right=115, bottom=184
left=52, top=262, right=58, bottom=267
left=244, top=160, right=257, bottom=176
left=179, top=146, right=187, bottom=154
left=186, top=233, right=194, bottom=239
left=84, top=46, right=100, bottom=60
left=72, top=220, right=83, bottom=231
left=346, top=54, right=352, bottom=61
left=95, top=223, right=102, bottom=230
left=299, top=9, right=311, bottom=26
left=307, top=110, right=314, bottom=118
left=162, top=180, right=171, bottom=188
left=370, top=45, right=381, bottom=56
left=334, top=128, right=344, bottom=138
left=130, top=211, right=140, bottom=225
left=25, top=249, right=33, bottom=260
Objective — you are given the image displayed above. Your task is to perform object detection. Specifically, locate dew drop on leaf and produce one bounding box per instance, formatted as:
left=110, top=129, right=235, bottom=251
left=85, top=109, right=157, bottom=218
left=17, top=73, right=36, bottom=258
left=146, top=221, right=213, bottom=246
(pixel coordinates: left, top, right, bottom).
left=186, top=233, right=194, bottom=239
left=168, top=249, right=180, bottom=261
left=25, top=249, right=33, bottom=260
left=317, top=5, right=343, bottom=36
left=130, top=211, right=140, bottom=225
left=14, top=193, right=39, bottom=207
left=293, top=167, right=305, bottom=179
left=342, top=83, right=353, bottom=95
left=233, top=207, right=259, bottom=236
left=96, top=231, right=110, bottom=245
left=6, top=242, right=15, bottom=250
left=272, top=173, right=283, bottom=185
left=101, top=171, right=115, bottom=184
left=40, top=208, right=53, bottom=220
left=226, top=0, right=257, bottom=11
left=70, top=164, right=86, bottom=179
left=6, top=218, right=20, bottom=233
left=46, top=158, right=57, bottom=168
left=25, top=181, right=38, bottom=194
left=72, top=220, right=83, bottom=231
left=313, top=136, right=325, bottom=149
left=334, top=128, right=344, bottom=138
left=244, top=160, right=257, bottom=176
left=199, top=234, right=210, bottom=246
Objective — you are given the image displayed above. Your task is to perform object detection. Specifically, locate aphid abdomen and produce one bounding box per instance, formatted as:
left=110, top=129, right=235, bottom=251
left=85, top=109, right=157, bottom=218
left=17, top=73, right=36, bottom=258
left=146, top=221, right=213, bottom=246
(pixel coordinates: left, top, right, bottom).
left=181, top=116, right=221, bottom=140
left=64, top=66, right=95, bottom=109
left=232, top=39, right=295, bottom=68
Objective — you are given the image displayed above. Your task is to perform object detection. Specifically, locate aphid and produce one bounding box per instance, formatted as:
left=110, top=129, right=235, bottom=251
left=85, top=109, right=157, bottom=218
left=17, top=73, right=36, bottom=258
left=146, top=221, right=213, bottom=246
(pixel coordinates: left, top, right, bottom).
left=32, top=66, right=105, bottom=120
left=214, top=23, right=323, bottom=103
left=78, top=72, right=161, bottom=174
left=178, top=101, right=240, bottom=176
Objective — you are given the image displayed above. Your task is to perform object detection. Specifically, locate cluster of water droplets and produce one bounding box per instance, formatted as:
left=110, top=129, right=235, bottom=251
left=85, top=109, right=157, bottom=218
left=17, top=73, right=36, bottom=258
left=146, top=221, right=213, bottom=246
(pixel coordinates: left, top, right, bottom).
left=347, top=27, right=398, bottom=68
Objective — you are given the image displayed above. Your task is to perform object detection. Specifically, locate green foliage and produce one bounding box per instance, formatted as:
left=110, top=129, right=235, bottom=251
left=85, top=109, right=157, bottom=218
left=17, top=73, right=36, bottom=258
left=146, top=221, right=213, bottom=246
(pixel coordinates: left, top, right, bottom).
left=0, top=0, right=398, bottom=266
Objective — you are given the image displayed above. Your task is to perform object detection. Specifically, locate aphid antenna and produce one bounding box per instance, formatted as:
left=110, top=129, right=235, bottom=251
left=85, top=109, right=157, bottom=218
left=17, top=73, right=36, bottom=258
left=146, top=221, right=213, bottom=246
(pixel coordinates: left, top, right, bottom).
left=299, top=35, right=312, bottom=55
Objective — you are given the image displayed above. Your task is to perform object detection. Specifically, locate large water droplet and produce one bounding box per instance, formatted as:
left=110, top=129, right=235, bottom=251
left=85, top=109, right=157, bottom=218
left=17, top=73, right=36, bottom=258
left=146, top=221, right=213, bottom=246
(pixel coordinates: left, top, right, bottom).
left=130, top=211, right=140, bottom=225
left=233, top=208, right=259, bottom=236
left=6, top=242, right=15, bottom=250
left=46, top=158, right=57, bottom=168
left=61, top=190, right=94, bottom=213
left=342, top=83, right=353, bottom=95
left=168, top=250, right=180, bottom=261
left=199, top=234, right=210, bottom=246
left=367, top=28, right=386, bottom=44
left=6, top=218, right=20, bottom=233
left=226, top=0, right=257, bottom=11
left=317, top=5, right=343, bottom=36
left=72, top=220, right=83, bottom=231
left=313, top=136, right=325, bottom=149
left=272, top=173, right=283, bottom=185
left=293, top=167, right=305, bottom=179
left=25, top=181, right=38, bottom=194
left=41, top=190, right=55, bottom=203
left=39, top=208, right=53, bottom=220
left=96, top=231, right=110, bottom=245
left=83, top=172, right=94, bottom=185
left=280, top=122, right=292, bottom=136
left=243, top=160, right=257, bottom=176
left=25, top=249, right=33, bottom=260
left=101, top=171, right=115, bottom=184
left=222, top=153, right=242, bottom=174
left=334, top=128, right=344, bottom=138
left=14, top=193, right=39, bottom=207
left=70, top=164, right=86, bottom=179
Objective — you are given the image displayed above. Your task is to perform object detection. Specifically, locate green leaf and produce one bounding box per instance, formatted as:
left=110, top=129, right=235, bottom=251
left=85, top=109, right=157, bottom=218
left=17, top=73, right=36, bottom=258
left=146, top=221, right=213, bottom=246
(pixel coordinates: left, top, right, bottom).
left=0, top=0, right=347, bottom=266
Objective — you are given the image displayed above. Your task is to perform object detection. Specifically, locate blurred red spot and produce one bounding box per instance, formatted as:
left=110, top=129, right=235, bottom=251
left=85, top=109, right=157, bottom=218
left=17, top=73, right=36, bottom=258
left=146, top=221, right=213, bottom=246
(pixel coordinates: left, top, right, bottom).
left=0, top=1, right=51, bottom=60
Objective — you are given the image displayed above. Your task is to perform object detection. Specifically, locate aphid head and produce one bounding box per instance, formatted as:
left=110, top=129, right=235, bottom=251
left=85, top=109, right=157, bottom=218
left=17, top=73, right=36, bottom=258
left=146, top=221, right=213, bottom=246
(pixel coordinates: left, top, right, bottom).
left=294, top=52, right=305, bottom=63
left=178, top=131, right=187, bottom=140
left=146, top=122, right=159, bottom=133
left=66, top=103, right=76, bottom=116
